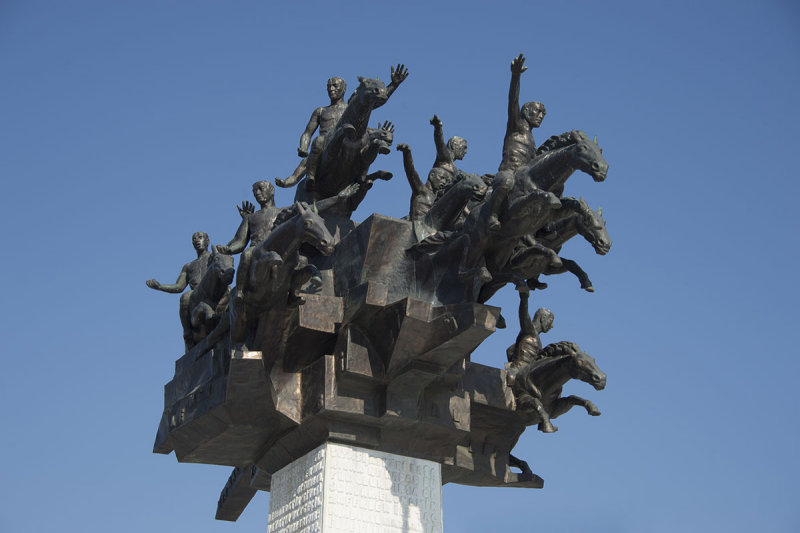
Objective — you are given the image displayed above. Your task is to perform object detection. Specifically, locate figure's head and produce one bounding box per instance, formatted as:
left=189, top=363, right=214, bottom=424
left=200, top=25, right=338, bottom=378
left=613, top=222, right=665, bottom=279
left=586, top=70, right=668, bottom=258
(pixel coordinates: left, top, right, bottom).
left=426, top=167, right=450, bottom=192
left=327, top=77, right=346, bottom=101
left=521, top=101, right=546, bottom=128
left=533, top=307, right=554, bottom=334
left=252, top=180, right=275, bottom=206
left=191, top=231, right=209, bottom=252
left=447, top=136, right=468, bottom=160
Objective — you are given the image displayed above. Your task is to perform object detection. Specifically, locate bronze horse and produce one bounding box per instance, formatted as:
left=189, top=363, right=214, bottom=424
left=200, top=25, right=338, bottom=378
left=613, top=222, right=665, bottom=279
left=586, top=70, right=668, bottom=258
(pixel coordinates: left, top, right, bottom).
left=509, top=341, right=606, bottom=433
left=230, top=202, right=336, bottom=344
left=186, top=247, right=234, bottom=350
left=478, top=198, right=612, bottom=302
left=297, top=72, right=405, bottom=202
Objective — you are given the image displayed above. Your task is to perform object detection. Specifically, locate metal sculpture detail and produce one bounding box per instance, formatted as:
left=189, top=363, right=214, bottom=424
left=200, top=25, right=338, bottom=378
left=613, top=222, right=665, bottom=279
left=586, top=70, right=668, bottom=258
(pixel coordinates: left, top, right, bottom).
left=147, top=57, right=612, bottom=522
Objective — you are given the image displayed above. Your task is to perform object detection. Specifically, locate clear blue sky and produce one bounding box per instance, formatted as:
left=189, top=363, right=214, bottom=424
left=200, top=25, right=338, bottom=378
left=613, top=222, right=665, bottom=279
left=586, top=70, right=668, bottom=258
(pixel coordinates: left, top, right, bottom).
left=1, top=1, right=798, bottom=531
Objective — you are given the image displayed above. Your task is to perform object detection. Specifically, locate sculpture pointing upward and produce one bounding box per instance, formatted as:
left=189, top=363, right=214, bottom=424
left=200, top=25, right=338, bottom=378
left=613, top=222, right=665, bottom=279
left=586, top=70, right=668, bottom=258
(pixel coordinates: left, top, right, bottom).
left=499, top=53, right=546, bottom=172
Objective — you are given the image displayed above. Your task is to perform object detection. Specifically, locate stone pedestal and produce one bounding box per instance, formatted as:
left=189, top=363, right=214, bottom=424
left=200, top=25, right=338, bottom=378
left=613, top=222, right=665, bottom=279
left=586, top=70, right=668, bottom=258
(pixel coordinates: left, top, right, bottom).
left=267, top=442, right=443, bottom=533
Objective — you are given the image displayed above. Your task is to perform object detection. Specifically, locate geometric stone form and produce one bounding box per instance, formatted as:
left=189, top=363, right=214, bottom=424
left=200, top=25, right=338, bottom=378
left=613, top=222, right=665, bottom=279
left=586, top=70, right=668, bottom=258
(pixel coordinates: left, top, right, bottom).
left=268, top=442, right=442, bottom=532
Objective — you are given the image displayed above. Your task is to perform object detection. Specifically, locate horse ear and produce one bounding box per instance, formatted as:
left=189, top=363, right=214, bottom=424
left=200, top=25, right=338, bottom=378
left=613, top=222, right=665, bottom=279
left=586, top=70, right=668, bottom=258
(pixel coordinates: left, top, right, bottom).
left=593, top=136, right=597, bottom=144
left=310, top=202, right=319, bottom=214
left=598, top=207, right=603, bottom=216
left=357, top=76, right=365, bottom=83
left=294, top=201, right=305, bottom=214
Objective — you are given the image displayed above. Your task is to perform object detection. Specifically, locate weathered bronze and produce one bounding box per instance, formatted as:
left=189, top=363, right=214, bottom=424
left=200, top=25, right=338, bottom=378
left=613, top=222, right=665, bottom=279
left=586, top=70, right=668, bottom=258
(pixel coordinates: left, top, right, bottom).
left=148, top=56, right=612, bottom=523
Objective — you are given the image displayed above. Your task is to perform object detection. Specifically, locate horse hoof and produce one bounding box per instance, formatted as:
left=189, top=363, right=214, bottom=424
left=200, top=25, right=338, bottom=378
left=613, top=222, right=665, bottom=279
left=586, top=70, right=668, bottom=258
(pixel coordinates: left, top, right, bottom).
left=528, top=279, right=547, bottom=290
left=310, top=276, right=323, bottom=287
left=583, top=285, right=595, bottom=292
left=539, top=422, right=558, bottom=433
left=587, top=403, right=601, bottom=416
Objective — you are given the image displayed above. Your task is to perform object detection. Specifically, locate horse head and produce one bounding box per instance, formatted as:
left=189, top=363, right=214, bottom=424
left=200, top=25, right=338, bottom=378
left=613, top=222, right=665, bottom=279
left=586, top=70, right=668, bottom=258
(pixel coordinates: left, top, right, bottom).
left=209, top=245, right=235, bottom=286
left=575, top=198, right=612, bottom=255
left=295, top=202, right=335, bottom=256
left=568, top=131, right=608, bottom=183
left=460, top=172, right=489, bottom=201
left=366, top=123, right=394, bottom=155
left=569, top=349, right=607, bottom=391
left=349, top=76, right=389, bottom=110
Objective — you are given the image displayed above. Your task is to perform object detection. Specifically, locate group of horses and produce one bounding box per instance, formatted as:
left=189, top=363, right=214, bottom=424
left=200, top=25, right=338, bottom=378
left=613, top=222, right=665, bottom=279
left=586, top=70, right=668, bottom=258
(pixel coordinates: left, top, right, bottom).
left=182, top=74, right=612, bottom=442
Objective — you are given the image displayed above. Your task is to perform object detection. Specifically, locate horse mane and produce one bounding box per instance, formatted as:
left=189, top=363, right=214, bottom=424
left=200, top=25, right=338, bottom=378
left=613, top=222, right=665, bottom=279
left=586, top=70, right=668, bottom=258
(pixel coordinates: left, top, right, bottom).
left=536, top=130, right=587, bottom=155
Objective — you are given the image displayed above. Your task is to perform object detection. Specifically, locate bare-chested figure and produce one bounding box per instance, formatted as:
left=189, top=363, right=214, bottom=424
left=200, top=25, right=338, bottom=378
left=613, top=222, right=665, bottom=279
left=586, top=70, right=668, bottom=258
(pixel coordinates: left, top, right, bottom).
left=276, top=77, right=348, bottom=190
left=396, top=114, right=468, bottom=221
left=219, top=179, right=360, bottom=305
left=499, top=53, right=546, bottom=172
left=146, top=231, right=211, bottom=350
left=429, top=114, right=467, bottom=184
left=217, top=181, right=285, bottom=305
left=506, top=287, right=554, bottom=385
left=485, top=54, right=548, bottom=231
left=396, top=143, right=449, bottom=221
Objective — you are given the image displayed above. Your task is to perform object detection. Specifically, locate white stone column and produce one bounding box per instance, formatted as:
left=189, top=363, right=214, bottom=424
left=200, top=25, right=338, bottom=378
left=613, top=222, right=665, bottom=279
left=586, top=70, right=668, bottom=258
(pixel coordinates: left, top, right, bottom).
left=267, top=442, right=443, bottom=533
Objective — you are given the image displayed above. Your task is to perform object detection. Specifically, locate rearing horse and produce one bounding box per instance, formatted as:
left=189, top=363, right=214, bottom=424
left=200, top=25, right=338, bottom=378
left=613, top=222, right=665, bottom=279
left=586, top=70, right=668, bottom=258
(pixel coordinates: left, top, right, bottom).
left=509, top=341, right=606, bottom=433
left=477, top=197, right=612, bottom=302
left=230, top=202, right=336, bottom=344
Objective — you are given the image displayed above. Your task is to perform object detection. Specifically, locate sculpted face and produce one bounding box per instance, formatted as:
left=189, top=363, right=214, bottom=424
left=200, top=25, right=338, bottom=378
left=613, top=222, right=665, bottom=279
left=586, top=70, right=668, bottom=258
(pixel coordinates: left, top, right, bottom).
left=522, top=101, right=546, bottom=128
left=427, top=168, right=449, bottom=191
left=252, top=181, right=274, bottom=206
left=192, top=232, right=209, bottom=252
left=327, top=77, right=346, bottom=101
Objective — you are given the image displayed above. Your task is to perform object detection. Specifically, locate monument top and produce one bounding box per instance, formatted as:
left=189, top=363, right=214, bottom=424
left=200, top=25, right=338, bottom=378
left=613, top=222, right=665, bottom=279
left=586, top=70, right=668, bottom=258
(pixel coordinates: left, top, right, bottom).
left=147, top=54, right=610, bottom=522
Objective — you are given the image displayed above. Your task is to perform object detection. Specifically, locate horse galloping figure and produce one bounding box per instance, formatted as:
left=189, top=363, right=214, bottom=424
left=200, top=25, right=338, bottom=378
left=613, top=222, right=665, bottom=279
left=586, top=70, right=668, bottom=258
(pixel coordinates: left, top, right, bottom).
left=510, top=341, right=606, bottom=433
left=186, top=246, right=235, bottom=350
left=230, top=202, right=336, bottom=344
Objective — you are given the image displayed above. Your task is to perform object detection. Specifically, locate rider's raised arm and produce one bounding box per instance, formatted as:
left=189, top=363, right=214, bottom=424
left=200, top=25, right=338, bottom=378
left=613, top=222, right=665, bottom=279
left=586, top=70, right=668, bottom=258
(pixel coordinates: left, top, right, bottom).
left=396, top=143, right=424, bottom=193
left=507, top=54, right=527, bottom=135
left=430, top=115, right=451, bottom=168
left=518, top=290, right=534, bottom=336
left=151, top=267, right=189, bottom=294
left=384, top=63, right=409, bottom=101
left=298, top=107, right=322, bottom=156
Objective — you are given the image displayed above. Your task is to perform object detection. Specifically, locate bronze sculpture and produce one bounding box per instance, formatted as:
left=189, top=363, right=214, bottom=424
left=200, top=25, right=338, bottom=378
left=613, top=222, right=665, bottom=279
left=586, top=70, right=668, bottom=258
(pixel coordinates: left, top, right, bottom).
left=147, top=56, right=612, bottom=523
left=146, top=231, right=211, bottom=351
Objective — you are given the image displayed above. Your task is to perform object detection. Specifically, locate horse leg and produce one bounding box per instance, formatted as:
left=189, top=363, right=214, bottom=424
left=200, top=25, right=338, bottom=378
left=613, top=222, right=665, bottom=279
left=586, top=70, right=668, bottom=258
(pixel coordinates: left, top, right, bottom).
left=179, top=291, right=194, bottom=351
left=547, top=257, right=594, bottom=292
left=288, top=263, right=322, bottom=307
left=533, top=397, right=558, bottom=433
left=250, top=251, right=283, bottom=292
left=550, top=395, right=601, bottom=419
left=508, top=453, right=533, bottom=478
left=486, top=171, right=514, bottom=231
left=517, top=392, right=557, bottom=433
left=456, top=233, right=492, bottom=285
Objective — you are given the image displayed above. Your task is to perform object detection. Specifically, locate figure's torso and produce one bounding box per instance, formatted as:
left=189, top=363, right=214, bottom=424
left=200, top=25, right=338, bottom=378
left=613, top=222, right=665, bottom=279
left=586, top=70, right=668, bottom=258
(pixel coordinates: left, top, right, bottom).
left=318, top=102, right=347, bottom=136
left=499, top=131, right=536, bottom=172
left=410, top=189, right=436, bottom=221
left=248, top=207, right=279, bottom=246
left=185, top=251, right=211, bottom=289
